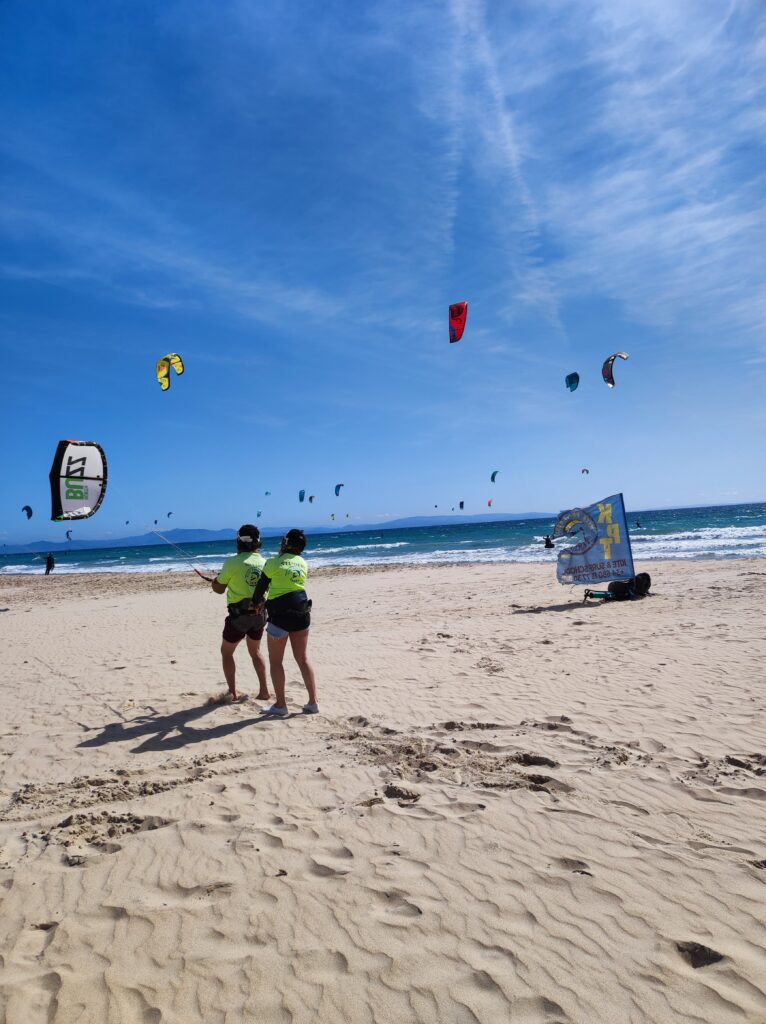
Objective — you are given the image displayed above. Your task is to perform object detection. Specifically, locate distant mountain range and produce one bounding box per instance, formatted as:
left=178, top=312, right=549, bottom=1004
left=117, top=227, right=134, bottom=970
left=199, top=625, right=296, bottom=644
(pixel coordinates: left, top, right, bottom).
left=3, top=513, right=554, bottom=555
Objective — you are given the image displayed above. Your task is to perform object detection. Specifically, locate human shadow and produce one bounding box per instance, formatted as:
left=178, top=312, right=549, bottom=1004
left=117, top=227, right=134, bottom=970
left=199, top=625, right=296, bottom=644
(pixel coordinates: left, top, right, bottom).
left=78, top=702, right=301, bottom=755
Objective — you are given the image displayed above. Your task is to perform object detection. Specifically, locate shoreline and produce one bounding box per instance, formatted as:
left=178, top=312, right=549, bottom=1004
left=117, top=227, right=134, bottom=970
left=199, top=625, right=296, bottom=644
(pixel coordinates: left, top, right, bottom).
left=2, top=554, right=764, bottom=598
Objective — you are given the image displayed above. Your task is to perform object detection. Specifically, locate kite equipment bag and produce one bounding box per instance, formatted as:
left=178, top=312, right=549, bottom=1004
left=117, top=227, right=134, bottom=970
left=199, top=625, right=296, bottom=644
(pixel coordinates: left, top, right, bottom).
left=607, top=579, right=634, bottom=601
left=583, top=574, right=652, bottom=602
left=633, top=572, right=651, bottom=596
left=266, top=593, right=312, bottom=632
left=226, top=598, right=266, bottom=636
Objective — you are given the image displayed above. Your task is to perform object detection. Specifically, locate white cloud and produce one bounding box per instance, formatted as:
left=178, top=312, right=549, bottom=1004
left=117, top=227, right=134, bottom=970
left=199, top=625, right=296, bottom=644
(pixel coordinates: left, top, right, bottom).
left=535, top=0, right=766, bottom=345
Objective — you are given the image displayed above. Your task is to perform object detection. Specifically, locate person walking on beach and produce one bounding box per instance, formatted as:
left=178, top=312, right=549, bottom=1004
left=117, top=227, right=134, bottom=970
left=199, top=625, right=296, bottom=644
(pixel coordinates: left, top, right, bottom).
left=211, top=525, right=270, bottom=703
left=44, top=553, right=55, bottom=575
left=251, top=528, right=318, bottom=717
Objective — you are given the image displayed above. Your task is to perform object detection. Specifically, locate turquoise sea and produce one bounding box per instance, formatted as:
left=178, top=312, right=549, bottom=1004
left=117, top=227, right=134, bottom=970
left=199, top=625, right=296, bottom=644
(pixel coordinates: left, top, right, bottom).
left=2, top=502, right=764, bottom=576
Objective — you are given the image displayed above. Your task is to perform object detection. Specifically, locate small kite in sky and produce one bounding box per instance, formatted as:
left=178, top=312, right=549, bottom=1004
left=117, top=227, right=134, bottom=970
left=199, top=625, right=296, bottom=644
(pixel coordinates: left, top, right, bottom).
left=449, top=302, right=468, bottom=343
left=602, top=352, right=629, bottom=388
left=156, top=353, right=184, bottom=391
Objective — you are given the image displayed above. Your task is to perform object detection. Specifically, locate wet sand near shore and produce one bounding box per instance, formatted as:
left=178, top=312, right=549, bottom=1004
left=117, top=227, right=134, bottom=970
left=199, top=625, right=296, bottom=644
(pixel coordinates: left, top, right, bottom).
left=1, top=560, right=765, bottom=1023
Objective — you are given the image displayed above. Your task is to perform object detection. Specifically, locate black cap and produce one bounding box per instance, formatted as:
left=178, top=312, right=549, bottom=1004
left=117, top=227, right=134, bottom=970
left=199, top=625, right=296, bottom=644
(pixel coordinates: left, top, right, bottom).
left=237, top=524, right=261, bottom=551
left=282, top=528, right=306, bottom=554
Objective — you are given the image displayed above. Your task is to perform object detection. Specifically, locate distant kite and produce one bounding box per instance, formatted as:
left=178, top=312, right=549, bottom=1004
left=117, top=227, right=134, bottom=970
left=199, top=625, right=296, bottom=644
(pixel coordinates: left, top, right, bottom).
left=22, top=505, right=33, bottom=519
left=331, top=514, right=336, bottom=521
left=66, top=530, right=73, bottom=541
left=602, top=352, right=629, bottom=388
left=459, top=501, right=464, bottom=510
left=49, top=440, right=107, bottom=521
left=309, top=495, right=316, bottom=504
left=156, top=353, right=184, bottom=392
left=491, top=470, right=500, bottom=483
left=581, top=468, right=590, bottom=475
left=487, top=499, right=493, bottom=508
left=167, top=511, right=174, bottom=518
left=449, top=301, right=468, bottom=343
left=257, top=510, right=262, bottom=518
left=265, top=491, right=271, bottom=496
left=565, top=373, right=579, bottom=392
left=299, top=490, right=306, bottom=503
left=334, top=483, right=344, bottom=497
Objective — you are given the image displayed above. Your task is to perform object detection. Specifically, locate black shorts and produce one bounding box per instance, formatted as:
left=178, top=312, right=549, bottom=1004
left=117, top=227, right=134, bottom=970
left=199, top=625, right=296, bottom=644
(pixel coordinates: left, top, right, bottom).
left=222, top=607, right=266, bottom=644
left=266, top=592, right=312, bottom=634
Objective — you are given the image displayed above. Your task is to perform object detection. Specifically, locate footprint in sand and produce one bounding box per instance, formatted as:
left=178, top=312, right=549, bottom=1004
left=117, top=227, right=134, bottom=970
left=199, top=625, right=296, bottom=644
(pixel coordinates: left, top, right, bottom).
left=440, top=799, right=487, bottom=818
left=14, top=921, right=59, bottom=961
left=308, top=856, right=351, bottom=878
left=371, top=889, right=422, bottom=922
left=553, top=856, right=593, bottom=876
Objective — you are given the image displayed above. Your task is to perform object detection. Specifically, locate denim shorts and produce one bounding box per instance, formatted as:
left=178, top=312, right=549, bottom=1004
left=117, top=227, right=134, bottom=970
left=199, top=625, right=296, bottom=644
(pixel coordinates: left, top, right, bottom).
left=267, top=621, right=311, bottom=639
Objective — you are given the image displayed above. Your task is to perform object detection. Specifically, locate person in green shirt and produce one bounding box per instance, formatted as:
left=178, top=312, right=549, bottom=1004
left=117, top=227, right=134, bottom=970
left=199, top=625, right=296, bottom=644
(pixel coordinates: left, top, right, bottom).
left=211, top=524, right=270, bottom=703
left=251, top=528, right=318, bottom=717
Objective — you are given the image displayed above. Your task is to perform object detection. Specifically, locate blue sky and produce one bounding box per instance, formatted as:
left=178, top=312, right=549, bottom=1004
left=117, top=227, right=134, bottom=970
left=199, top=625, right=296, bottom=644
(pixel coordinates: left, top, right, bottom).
left=2, top=0, right=765, bottom=543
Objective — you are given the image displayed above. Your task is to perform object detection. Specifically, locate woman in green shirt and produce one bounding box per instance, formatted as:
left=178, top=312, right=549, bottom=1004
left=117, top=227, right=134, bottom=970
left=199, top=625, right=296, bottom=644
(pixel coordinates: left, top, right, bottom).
left=211, top=525, right=270, bottom=703
left=251, top=529, right=318, bottom=717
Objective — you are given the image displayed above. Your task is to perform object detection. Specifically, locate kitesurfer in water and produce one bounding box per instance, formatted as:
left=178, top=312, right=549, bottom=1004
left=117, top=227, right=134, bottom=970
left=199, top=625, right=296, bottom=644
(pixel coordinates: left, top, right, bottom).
left=543, top=535, right=554, bottom=549
left=44, top=553, right=55, bottom=575
left=636, top=519, right=642, bottom=528
left=211, top=525, right=270, bottom=703
left=251, top=529, right=318, bottom=717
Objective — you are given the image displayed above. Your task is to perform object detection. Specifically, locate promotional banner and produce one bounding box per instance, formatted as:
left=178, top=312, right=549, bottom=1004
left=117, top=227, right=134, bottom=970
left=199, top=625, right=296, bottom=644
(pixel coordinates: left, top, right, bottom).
left=553, top=493, right=634, bottom=586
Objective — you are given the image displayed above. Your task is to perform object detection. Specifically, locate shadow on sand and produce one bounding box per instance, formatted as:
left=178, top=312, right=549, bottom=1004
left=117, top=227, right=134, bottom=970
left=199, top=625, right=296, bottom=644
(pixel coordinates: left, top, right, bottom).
left=512, top=601, right=604, bottom=615
left=78, top=702, right=300, bottom=754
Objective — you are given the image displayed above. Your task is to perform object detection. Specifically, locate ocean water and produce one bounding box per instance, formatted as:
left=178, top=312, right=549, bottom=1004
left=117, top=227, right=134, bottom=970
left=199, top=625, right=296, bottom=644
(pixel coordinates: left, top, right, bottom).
left=2, top=503, right=764, bottom=576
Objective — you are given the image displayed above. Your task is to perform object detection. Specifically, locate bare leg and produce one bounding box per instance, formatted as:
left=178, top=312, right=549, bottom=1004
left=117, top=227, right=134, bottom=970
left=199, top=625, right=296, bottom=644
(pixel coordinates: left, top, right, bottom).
left=289, top=629, right=317, bottom=705
left=267, top=633, right=289, bottom=708
left=220, top=638, right=241, bottom=701
left=246, top=634, right=270, bottom=700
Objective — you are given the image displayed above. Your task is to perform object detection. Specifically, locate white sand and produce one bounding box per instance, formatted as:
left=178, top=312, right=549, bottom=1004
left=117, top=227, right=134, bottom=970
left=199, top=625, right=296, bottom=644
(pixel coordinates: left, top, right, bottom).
left=1, top=560, right=765, bottom=1023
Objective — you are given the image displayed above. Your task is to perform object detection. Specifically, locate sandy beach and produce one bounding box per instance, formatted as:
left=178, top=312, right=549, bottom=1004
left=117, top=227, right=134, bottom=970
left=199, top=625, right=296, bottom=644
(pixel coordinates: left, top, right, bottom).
left=1, top=559, right=765, bottom=1023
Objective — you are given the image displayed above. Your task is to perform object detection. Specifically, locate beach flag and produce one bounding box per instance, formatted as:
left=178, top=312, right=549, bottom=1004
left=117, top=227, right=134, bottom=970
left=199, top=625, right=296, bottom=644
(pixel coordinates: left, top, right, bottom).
left=553, top=492, right=634, bottom=586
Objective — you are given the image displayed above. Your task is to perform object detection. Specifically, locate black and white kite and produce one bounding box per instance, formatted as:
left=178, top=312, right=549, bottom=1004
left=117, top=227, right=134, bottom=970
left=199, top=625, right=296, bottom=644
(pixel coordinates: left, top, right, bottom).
left=49, top=440, right=108, bottom=521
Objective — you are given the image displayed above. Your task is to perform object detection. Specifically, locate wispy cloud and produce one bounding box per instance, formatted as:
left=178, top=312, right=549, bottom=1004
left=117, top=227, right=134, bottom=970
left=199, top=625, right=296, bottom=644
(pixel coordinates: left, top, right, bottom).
left=447, top=0, right=565, bottom=333
left=0, top=174, right=343, bottom=328
left=532, top=0, right=766, bottom=346
left=419, top=0, right=766, bottom=350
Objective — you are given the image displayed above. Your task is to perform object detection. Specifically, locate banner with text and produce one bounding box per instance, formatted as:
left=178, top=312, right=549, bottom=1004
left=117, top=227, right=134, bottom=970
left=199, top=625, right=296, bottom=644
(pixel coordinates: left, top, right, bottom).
left=553, top=493, right=634, bottom=586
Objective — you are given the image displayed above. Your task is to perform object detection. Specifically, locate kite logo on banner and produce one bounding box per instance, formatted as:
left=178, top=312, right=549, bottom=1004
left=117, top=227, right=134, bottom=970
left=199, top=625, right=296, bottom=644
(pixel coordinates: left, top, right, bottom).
left=553, top=492, right=634, bottom=586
